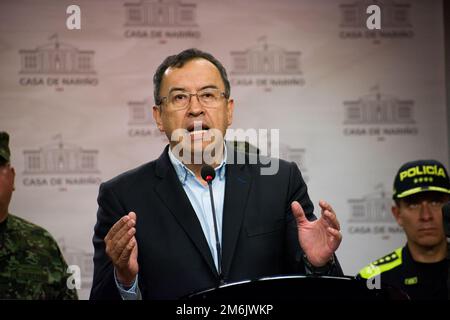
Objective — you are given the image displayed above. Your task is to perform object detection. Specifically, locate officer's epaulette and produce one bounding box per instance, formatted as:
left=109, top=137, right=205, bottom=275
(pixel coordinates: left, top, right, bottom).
left=358, top=247, right=403, bottom=279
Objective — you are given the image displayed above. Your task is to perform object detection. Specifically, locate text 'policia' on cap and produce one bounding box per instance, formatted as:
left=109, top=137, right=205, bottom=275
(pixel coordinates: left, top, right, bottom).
left=393, top=159, right=450, bottom=199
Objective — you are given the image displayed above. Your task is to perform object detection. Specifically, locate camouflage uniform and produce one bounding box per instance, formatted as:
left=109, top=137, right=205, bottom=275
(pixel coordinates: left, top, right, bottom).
left=0, top=214, right=78, bottom=299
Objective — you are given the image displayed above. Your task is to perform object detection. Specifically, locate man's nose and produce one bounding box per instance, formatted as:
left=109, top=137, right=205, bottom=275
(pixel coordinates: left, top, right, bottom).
left=419, top=201, right=433, bottom=221
left=187, top=94, right=204, bottom=116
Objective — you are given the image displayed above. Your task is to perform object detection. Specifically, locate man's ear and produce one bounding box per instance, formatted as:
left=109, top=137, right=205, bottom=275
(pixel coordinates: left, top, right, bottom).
left=392, top=205, right=403, bottom=226
left=226, top=99, right=234, bottom=127
left=153, top=105, right=164, bottom=132
left=11, top=166, right=15, bottom=191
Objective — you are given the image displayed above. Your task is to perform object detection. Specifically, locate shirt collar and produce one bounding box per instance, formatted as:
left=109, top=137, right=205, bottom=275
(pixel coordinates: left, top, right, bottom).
left=168, top=143, right=227, bottom=185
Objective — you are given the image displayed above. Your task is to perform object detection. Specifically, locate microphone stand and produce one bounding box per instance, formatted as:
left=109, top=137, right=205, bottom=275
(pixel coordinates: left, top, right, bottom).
left=206, top=179, right=224, bottom=285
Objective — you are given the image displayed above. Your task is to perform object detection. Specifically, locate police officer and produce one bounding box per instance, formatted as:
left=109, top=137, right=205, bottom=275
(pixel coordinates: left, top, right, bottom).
left=357, top=159, right=450, bottom=299
left=0, top=132, right=78, bottom=299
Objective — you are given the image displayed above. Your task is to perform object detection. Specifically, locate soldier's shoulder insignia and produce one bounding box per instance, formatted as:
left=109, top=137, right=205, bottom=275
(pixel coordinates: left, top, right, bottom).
left=358, top=247, right=403, bottom=279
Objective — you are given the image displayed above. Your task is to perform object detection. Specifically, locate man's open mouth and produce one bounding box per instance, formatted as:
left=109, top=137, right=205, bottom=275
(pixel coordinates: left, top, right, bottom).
left=187, top=123, right=210, bottom=133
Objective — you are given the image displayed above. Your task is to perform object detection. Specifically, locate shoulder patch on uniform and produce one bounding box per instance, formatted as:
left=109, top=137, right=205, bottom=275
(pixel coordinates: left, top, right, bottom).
left=358, top=247, right=403, bottom=279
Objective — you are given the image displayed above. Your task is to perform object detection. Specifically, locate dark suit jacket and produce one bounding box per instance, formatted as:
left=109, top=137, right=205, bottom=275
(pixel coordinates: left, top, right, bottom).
left=90, top=144, right=343, bottom=300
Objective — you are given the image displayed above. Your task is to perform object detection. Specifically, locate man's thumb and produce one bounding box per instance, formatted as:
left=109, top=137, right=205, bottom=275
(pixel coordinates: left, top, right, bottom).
left=128, top=211, right=137, bottom=221
left=291, top=201, right=307, bottom=225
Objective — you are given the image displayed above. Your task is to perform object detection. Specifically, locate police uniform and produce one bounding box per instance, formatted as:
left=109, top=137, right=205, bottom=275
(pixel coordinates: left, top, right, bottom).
left=357, top=159, right=450, bottom=300
left=0, top=132, right=77, bottom=299
left=358, top=245, right=450, bottom=299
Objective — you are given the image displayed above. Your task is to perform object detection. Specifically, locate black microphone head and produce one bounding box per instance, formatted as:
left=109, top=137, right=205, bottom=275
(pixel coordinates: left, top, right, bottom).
left=201, top=165, right=216, bottom=183
left=443, top=202, right=450, bottom=237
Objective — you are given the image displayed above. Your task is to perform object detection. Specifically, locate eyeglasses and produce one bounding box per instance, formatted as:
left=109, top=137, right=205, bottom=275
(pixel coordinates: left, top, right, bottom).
left=160, top=88, right=227, bottom=110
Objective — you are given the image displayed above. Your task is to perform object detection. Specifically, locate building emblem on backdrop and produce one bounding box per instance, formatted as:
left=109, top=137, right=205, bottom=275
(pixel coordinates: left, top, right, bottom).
left=230, top=42, right=301, bottom=75
left=264, top=134, right=309, bottom=182
left=128, top=99, right=153, bottom=125
left=342, top=86, right=418, bottom=141
left=124, top=0, right=196, bottom=27
left=22, top=135, right=101, bottom=190
left=347, top=184, right=402, bottom=239
left=127, top=98, right=166, bottom=139
left=229, top=37, right=305, bottom=92
left=18, top=34, right=98, bottom=90
left=280, top=144, right=309, bottom=183
left=123, top=0, right=200, bottom=43
left=339, top=0, right=414, bottom=44
left=348, top=185, right=393, bottom=223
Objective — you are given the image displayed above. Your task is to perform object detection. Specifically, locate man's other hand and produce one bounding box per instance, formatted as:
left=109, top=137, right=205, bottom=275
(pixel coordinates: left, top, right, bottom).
left=104, top=212, right=139, bottom=286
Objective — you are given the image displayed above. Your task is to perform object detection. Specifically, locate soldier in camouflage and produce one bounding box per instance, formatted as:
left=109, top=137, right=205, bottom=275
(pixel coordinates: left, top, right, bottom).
left=0, top=131, right=78, bottom=299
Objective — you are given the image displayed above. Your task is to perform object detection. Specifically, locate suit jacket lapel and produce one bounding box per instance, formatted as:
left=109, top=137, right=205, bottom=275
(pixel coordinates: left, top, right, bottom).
left=153, top=146, right=218, bottom=277
left=222, top=150, right=252, bottom=279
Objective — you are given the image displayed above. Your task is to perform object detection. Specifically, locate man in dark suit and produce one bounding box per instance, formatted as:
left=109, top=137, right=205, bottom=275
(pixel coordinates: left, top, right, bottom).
left=90, top=48, right=343, bottom=300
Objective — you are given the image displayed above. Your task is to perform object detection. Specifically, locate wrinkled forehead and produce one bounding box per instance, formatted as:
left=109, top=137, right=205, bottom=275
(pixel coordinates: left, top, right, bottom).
left=161, top=58, right=223, bottom=91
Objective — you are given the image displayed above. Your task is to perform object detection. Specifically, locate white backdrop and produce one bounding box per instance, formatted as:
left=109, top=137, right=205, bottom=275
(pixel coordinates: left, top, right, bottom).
left=0, top=0, right=448, bottom=299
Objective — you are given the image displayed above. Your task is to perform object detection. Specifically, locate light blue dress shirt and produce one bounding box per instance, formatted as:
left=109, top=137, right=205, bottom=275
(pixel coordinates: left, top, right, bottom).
left=167, top=145, right=227, bottom=270
left=115, top=145, right=227, bottom=299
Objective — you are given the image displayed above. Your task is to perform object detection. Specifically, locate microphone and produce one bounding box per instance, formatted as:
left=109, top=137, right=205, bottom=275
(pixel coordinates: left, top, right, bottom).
left=201, top=165, right=223, bottom=284
left=443, top=202, right=450, bottom=238
left=201, top=165, right=216, bottom=183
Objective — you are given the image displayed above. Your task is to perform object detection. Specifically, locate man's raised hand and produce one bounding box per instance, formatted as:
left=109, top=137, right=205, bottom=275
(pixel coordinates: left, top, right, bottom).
left=104, top=212, right=139, bottom=286
left=291, top=200, right=342, bottom=267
